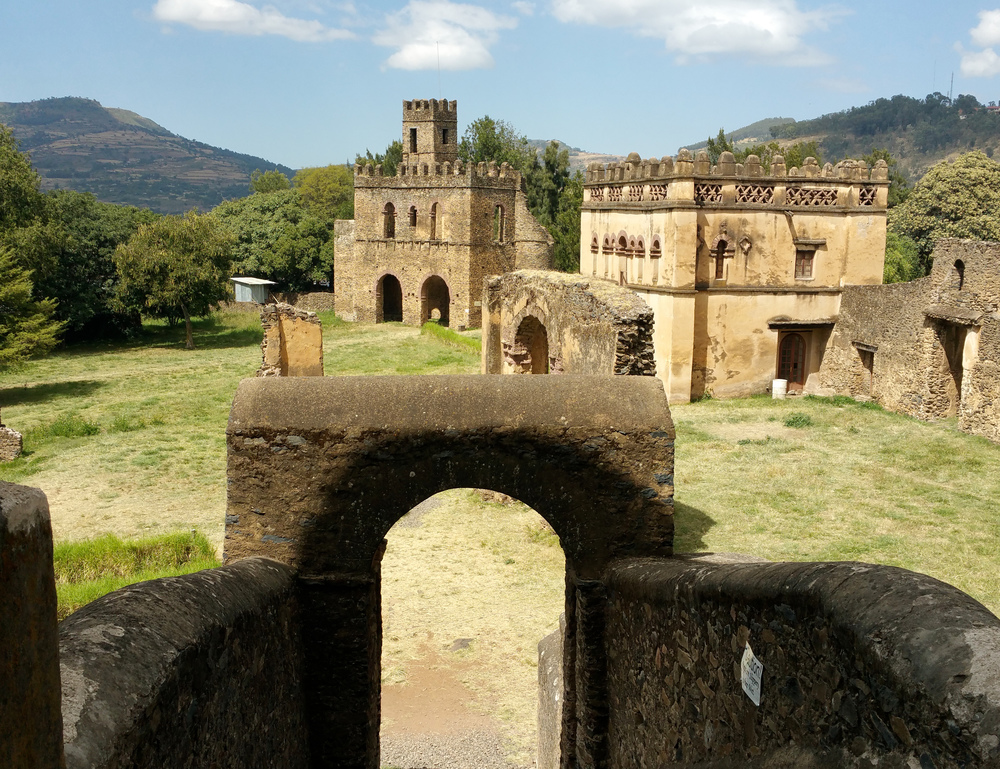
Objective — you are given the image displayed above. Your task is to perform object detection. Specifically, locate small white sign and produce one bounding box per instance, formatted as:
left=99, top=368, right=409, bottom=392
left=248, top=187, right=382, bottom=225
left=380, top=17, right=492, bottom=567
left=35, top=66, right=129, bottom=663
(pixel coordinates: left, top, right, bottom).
left=741, top=642, right=763, bottom=706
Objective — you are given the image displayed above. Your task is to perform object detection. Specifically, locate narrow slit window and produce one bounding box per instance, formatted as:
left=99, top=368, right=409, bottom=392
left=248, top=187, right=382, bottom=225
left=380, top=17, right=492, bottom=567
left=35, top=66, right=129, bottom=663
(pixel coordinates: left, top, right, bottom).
left=493, top=205, right=506, bottom=242
left=409, top=127, right=418, bottom=153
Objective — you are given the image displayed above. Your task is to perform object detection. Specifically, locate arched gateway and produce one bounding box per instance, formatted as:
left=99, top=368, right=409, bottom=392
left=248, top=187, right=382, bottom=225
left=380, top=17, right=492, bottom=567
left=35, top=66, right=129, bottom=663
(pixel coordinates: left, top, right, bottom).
left=226, top=375, right=674, bottom=769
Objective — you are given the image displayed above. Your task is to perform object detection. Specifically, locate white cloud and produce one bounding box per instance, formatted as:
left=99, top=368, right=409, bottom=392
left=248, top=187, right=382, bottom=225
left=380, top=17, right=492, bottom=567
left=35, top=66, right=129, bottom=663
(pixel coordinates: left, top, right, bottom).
left=960, top=45, right=1000, bottom=77
left=513, top=1, right=535, bottom=15
left=971, top=9, right=1000, bottom=47
left=550, top=0, right=846, bottom=64
left=960, top=10, right=1000, bottom=77
left=374, top=1, right=518, bottom=70
left=152, top=0, right=353, bottom=42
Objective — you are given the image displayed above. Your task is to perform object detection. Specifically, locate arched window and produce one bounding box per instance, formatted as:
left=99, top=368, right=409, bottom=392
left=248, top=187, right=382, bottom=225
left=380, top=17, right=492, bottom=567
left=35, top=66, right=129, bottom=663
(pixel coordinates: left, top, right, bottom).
left=954, top=260, right=966, bottom=290
left=650, top=236, right=661, bottom=285
left=383, top=202, right=396, bottom=239
left=636, top=237, right=645, bottom=282
left=493, top=205, right=506, bottom=242
left=408, top=206, right=417, bottom=227
left=715, top=240, right=727, bottom=280
left=590, top=235, right=599, bottom=254
left=511, top=315, right=549, bottom=374
left=430, top=202, right=439, bottom=240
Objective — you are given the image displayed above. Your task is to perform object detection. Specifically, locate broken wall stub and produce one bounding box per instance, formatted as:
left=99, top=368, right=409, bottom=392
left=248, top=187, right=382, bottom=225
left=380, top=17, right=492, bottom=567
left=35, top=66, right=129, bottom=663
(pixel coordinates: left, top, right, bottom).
left=819, top=239, right=1000, bottom=441
left=483, top=270, right=656, bottom=377
left=0, top=408, right=23, bottom=461
left=258, top=303, right=324, bottom=377
left=225, top=374, right=675, bottom=769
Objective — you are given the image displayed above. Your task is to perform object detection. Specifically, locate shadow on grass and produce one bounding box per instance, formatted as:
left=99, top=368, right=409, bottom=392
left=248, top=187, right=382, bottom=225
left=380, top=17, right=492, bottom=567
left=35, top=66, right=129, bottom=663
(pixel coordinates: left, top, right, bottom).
left=0, top=380, right=106, bottom=407
left=672, top=500, right=717, bottom=553
left=136, top=315, right=263, bottom=351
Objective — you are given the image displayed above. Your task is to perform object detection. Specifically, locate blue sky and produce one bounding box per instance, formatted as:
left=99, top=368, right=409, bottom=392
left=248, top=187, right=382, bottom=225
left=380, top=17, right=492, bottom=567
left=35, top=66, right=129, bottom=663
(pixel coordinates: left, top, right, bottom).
left=4, top=1, right=1000, bottom=170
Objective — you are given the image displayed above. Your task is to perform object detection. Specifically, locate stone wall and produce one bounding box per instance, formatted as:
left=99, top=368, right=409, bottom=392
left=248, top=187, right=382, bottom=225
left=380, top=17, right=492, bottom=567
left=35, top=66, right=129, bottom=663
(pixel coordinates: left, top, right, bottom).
left=0, top=425, right=23, bottom=461
left=605, top=556, right=1000, bottom=768
left=257, top=302, right=324, bottom=377
left=482, top=270, right=656, bottom=377
left=0, top=482, right=64, bottom=768
left=223, top=291, right=336, bottom=314
left=60, top=558, right=308, bottom=769
left=819, top=239, right=1000, bottom=441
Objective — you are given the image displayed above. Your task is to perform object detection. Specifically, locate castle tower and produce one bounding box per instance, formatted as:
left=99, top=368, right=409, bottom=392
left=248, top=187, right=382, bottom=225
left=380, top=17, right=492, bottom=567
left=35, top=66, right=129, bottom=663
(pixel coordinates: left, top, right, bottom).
left=402, top=99, right=458, bottom=166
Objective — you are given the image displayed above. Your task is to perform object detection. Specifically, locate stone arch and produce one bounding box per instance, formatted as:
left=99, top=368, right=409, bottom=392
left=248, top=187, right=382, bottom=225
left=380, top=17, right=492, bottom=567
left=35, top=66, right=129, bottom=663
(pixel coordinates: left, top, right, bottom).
left=420, top=274, right=450, bottom=326
left=225, top=375, right=674, bottom=769
left=509, top=314, right=550, bottom=374
left=376, top=273, right=403, bottom=323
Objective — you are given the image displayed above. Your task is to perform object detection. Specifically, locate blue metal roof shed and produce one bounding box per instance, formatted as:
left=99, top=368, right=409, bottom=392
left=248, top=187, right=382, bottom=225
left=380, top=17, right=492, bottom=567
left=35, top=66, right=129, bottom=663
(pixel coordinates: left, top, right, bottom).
left=231, top=277, right=276, bottom=304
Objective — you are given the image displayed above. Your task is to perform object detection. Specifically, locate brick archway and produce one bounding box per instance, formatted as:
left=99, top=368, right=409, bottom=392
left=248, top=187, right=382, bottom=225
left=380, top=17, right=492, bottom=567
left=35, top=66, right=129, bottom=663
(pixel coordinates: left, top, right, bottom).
left=226, top=375, right=674, bottom=769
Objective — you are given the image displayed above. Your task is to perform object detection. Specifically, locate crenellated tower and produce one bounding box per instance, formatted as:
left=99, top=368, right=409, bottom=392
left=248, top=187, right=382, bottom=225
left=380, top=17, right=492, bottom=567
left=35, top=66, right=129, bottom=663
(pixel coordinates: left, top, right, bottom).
left=402, top=99, right=458, bottom=167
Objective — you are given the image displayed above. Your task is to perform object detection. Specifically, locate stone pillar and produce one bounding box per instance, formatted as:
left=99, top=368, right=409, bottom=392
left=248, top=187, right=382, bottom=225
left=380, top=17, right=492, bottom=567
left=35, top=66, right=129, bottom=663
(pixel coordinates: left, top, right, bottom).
left=537, top=615, right=565, bottom=769
left=0, top=482, right=65, bottom=768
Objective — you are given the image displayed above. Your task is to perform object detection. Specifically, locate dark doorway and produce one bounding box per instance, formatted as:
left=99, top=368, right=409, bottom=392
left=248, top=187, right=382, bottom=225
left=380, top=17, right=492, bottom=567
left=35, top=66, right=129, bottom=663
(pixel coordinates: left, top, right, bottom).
left=778, top=333, right=807, bottom=389
left=937, top=322, right=967, bottom=417
left=378, top=274, right=403, bottom=323
left=511, top=315, right=549, bottom=374
left=421, top=275, right=450, bottom=326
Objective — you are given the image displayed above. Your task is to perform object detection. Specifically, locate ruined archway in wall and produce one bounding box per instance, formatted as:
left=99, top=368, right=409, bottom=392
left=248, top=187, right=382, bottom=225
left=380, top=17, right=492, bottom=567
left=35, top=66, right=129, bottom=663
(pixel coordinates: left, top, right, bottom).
left=225, top=375, right=674, bottom=769
left=509, top=315, right=549, bottom=374
left=421, top=275, right=450, bottom=326
left=376, top=273, right=403, bottom=323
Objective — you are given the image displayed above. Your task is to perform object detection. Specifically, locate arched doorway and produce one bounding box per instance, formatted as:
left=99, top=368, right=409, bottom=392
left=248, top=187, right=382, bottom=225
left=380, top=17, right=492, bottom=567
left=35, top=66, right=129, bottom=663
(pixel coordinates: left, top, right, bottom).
left=377, top=274, right=403, bottom=323
left=421, top=275, right=450, bottom=326
left=510, top=315, right=549, bottom=374
left=778, top=333, right=807, bottom=389
left=380, top=488, right=565, bottom=767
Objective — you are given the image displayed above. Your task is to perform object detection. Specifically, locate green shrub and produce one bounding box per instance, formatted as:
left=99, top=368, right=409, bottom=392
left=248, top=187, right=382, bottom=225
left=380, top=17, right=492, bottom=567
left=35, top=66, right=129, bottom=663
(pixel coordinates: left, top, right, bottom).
left=44, top=414, right=101, bottom=438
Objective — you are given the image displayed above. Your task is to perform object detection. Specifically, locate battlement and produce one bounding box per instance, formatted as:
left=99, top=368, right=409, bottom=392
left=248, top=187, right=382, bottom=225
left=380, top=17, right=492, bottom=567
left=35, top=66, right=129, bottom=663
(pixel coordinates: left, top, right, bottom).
left=585, top=149, right=890, bottom=185
left=403, top=98, right=457, bottom=120
left=353, top=159, right=522, bottom=187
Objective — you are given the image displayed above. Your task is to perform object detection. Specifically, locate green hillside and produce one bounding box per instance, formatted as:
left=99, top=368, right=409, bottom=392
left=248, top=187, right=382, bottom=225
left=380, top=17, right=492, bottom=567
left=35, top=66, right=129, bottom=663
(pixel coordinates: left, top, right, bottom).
left=0, top=97, right=294, bottom=215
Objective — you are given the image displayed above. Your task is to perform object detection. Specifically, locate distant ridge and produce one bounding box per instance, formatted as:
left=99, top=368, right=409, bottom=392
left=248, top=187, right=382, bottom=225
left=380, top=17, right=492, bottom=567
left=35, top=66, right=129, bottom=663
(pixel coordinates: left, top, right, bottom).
left=0, top=97, right=294, bottom=214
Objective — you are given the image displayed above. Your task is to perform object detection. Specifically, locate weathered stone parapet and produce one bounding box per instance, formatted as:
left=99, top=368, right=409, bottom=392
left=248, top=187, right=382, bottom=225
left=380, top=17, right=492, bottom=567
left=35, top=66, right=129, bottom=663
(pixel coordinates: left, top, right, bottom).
left=605, top=556, right=1000, bottom=768
left=257, top=302, right=323, bottom=377
left=60, top=558, right=306, bottom=769
left=0, top=482, right=64, bottom=769
left=483, top=270, right=655, bottom=377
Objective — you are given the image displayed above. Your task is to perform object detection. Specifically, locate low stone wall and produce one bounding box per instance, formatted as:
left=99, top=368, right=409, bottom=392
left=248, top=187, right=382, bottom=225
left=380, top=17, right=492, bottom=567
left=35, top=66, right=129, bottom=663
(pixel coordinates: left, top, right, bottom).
left=605, top=556, right=1000, bottom=768
left=483, top=270, right=655, bottom=377
left=60, top=558, right=308, bottom=769
left=0, top=425, right=23, bottom=461
left=224, top=291, right=336, bottom=314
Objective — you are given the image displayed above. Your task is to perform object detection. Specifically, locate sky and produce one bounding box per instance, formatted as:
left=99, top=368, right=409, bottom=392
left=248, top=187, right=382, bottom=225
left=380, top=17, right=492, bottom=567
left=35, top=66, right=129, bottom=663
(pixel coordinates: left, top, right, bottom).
left=4, top=1, right=1000, bottom=170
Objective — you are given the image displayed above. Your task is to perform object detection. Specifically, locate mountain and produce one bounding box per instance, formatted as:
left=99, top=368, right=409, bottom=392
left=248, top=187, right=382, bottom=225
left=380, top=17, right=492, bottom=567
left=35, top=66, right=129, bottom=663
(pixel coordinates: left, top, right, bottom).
left=526, top=139, right=626, bottom=176
left=0, top=97, right=294, bottom=215
left=683, top=117, right=797, bottom=152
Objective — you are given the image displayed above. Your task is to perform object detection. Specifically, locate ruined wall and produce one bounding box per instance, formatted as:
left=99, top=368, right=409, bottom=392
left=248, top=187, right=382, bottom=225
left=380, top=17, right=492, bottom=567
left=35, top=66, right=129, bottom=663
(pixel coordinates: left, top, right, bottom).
left=605, top=556, right=1000, bottom=768
left=483, top=270, right=655, bottom=377
left=820, top=239, right=1000, bottom=441
left=0, top=482, right=64, bottom=769
left=60, top=558, right=308, bottom=769
left=0, top=425, right=23, bottom=461
left=514, top=189, right=555, bottom=270
left=257, top=302, right=324, bottom=377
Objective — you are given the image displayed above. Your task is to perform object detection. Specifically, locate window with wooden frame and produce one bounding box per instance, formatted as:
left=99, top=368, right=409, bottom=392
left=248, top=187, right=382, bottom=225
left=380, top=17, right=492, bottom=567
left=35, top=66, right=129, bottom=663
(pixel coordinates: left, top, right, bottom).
left=795, top=248, right=815, bottom=279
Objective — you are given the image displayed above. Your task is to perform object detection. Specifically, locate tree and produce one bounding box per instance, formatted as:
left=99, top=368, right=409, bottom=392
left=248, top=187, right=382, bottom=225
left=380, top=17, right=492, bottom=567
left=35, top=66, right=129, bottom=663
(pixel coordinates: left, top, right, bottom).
left=882, top=232, right=922, bottom=283
left=113, top=213, right=234, bottom=349
left=0, top=246, right=62, bottom=367
left=212, top=188, right=334, bottom=290
left=355, top=140, right=403, bottom=177
left=889, top=151, right=1000, bottom=274
left=249, top=169, right=291, bottom=194
left=458, top=116, right=534, bottom=172
left=6, top=191, right=157, bottom=339
left=703, top=128, right=822, bottom=170
left=525, top=141, right=571, bottom=224
left=0, top=124, right=43, bottom=234
left=294, top=164, right=355, bottom=221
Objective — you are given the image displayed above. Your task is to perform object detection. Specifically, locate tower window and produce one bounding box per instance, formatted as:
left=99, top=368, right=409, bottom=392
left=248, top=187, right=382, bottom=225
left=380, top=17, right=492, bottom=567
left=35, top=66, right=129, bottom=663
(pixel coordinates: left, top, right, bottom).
left=409, top=127, right=417, bottom=153
left=493, top=205, right=506, bottom=242
left=408, top=206, right=417, bottom=227
left=383, top=202, right=396, bottom=239
left=442, top=128, right=449, bottom=145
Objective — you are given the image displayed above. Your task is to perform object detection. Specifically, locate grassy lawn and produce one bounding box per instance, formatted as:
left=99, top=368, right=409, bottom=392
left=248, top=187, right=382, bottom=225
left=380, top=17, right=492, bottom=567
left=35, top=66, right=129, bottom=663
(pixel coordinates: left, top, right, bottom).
left=671, top=395, right=1000, bottom=616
